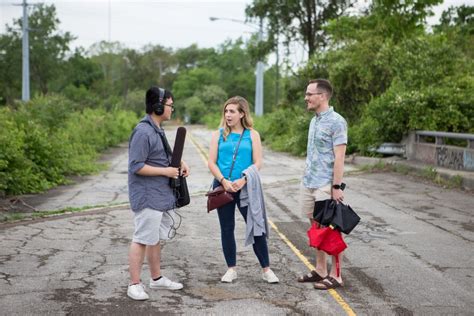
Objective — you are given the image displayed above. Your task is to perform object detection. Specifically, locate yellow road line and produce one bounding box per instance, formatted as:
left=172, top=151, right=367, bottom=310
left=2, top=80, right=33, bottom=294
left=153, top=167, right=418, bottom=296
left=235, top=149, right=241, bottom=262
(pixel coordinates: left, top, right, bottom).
left=268, top=220, right=356, bottom=316
left=189, top=129, right=356, bottom=316
left=188, top=130, right=209, bottom=165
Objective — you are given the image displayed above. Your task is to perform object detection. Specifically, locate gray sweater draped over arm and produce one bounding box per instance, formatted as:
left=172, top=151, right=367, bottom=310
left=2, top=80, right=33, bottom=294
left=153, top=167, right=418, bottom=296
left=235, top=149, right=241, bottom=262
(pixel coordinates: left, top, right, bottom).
left=240, top=165, right=269, bottom=246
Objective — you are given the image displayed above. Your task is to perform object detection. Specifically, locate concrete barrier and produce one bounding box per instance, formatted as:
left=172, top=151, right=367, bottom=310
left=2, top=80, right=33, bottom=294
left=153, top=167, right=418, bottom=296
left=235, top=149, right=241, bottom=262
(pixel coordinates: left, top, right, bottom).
left=406, top=131, right=474, bottom=171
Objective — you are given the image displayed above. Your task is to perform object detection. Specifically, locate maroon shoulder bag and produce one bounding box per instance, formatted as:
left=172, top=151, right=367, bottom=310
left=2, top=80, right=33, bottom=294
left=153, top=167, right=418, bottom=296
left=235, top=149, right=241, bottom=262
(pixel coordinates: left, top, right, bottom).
left=206, top=130, right=245, bottom=212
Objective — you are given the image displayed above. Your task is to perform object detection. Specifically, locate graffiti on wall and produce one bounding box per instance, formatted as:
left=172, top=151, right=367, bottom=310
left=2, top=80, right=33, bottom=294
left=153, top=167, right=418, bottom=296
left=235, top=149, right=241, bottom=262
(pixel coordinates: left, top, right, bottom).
left=464, top=151, right=474, bottom=171
left=436, top=147, right=464, bottom=170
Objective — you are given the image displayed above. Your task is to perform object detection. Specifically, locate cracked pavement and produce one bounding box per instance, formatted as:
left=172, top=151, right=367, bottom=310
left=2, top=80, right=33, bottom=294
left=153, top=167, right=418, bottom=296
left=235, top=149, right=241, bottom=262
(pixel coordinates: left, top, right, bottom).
left=1, top=125, right=473, bottom=315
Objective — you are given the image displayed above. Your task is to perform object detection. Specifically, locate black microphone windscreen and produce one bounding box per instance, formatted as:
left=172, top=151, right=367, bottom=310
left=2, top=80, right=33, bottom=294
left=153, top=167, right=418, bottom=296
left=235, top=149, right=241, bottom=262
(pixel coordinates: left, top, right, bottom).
left=170, top=127, right=186, bottom=167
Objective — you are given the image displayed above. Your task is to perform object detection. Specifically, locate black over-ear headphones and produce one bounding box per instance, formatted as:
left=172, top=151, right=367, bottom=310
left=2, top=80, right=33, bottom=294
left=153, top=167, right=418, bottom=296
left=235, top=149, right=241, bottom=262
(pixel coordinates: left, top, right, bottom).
left=153, top=87, right=166, bottom=116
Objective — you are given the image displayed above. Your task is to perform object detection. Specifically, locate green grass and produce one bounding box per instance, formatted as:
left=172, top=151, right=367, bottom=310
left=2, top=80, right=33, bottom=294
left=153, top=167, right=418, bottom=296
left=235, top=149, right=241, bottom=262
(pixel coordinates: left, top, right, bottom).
left=357, top=160, right=388, bottom=172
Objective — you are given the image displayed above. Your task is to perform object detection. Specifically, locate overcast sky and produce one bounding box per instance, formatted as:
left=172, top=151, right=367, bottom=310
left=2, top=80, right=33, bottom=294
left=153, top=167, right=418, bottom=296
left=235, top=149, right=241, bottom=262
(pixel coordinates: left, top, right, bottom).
left=0, top=0, right=470, bottom=57
left=1, top=0, right=254, bottom=50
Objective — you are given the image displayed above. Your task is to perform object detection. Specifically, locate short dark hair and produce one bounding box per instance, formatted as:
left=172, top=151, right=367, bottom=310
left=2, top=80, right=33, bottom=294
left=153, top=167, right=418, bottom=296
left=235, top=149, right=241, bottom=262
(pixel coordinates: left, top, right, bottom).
left=308, top=79, right=333, bottom=99
left=145, top=86, right=174, bottom=114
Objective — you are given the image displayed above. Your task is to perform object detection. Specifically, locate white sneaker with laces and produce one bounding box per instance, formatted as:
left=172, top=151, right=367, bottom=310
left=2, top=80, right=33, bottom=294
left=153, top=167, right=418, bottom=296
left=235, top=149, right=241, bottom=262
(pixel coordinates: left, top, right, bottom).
left=127, top=283, right=149, bottom=300
left=149, top=276, right=183, bottom=290
left=221, top=268, right=237, bottom=283
left=262, top=269, right=279, bottom=284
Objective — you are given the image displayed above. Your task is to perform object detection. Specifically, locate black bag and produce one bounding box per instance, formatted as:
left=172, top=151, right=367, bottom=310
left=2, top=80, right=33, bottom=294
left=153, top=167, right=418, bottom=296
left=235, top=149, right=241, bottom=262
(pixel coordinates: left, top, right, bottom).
left=170, top=175, right=190, bottom=208
left=314, top=199, right=336, bottom=225
left=313, top=199, right=361, bottom=235
left=158, top=128, right=190, bottom=208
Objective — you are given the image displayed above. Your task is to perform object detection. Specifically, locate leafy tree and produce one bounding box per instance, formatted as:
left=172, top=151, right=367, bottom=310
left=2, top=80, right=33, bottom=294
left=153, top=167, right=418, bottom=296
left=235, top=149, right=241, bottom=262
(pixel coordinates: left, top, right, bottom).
left=88, top=41, right=128, bottom=97
left=54, top=48, right=103, bottom=91
left=172, top=67, right=220, bottom=101
left=435, top=5, right=474, bottom=59
left=254, top=105, right=312, bottom=156
left=0, top=4, right=74, bottom=103
left=367, top=0, right=442, bottom=41
left=175, top=44, right=215, bottom=72
left=62, top=84, right=101, bottom=111
left=0, top=33, right=22, bottom=104
left=128, top=44, right=176, bottom=90
left=27, top=5, right=75, bottom=94
left=246, top=0, right=354, bottom=60
left=119, top=89, right=147, bottom=116
left=295, top=0, right=444, bottom=121
left=194, top=85, right=228, bottom=111
left=353, top=76, right=473, bottom=153
left=183, top=96, right=206, bottom=124
left=351, top=27, right=473, bottom=152
left=437, top=4, right=474, bottom=32
left=209, top=40, right=256, bottom=102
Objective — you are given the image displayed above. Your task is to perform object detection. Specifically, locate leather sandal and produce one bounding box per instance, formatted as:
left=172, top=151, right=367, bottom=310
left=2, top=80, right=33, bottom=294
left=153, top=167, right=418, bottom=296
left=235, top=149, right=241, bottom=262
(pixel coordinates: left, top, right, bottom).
left=297, top=270, right=326, bottom=283
left=313, top=276, right=344, bottom=290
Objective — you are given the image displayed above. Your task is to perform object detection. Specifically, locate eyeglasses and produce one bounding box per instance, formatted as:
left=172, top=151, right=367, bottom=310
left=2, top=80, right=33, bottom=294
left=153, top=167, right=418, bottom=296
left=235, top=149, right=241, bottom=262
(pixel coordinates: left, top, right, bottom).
left=305, top=92, right=324, bottom=97
left=165, top=104, right=175, bottom=111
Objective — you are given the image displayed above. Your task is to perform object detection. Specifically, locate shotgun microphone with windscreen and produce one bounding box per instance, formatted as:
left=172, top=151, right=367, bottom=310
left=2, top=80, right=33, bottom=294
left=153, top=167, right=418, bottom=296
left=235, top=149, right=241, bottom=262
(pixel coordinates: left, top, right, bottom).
left=170, top=127, right=186, bottom=167
left=169, top=127, right=190, bottom=207
left=169, top=127, right=186, bottom=189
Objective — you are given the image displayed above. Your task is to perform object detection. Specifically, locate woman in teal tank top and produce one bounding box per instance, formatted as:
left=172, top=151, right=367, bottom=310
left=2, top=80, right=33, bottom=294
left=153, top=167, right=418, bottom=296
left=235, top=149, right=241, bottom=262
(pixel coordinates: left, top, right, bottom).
left=208, top=96, right=279, bottom=284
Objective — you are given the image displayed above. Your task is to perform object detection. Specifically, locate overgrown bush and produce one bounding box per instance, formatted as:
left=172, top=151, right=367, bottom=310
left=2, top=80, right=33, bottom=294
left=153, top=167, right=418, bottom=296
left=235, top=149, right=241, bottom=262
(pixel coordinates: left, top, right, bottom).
left=0, top=95, right=138, bottom=195
left=62, top=85, right=102, bottom=110
left=254, top=106, right=313, bottom=156
left=119, top=89, right=146, bottom=115
left=353, top=77, right=474, bottom=153
left=203, top=112, right=221, bottom=129
left=181, top=85, right=228, bottom=123
left=183, top=96, right=206, bottom=124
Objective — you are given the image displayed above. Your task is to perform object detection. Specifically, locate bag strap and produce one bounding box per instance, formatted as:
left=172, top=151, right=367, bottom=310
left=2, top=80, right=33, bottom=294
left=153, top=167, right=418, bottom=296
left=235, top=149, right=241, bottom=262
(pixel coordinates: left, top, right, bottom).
left=227, top=129, right=245, bottom=180
left=141, top=118, right=173, bottom=163
left=158, top=131, right=173, bottom=160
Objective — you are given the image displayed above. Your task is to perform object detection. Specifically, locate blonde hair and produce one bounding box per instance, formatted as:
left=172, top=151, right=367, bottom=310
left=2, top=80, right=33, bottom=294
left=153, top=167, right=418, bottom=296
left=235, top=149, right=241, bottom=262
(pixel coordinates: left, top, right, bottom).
left=219, top=96, right=254, bottom=140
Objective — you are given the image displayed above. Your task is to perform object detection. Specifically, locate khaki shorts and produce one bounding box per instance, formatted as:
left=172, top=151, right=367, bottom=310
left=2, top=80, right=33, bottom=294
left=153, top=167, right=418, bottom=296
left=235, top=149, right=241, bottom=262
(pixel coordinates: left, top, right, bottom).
left=300, top=183, right=332, bottom=219
left=132, top=208, right=175, bottom=245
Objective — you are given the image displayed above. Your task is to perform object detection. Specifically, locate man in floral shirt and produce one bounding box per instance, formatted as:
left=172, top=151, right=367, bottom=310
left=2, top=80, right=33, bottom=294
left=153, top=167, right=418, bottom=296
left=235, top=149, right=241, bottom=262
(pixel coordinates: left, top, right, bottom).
left=297, top=79, right=348, bottom=290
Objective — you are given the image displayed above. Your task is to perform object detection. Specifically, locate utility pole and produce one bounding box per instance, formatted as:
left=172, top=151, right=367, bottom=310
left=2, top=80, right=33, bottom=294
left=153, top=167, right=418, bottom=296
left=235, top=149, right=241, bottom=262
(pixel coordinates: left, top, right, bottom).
left=255, top=18, right=264, bottom=117
left=108, top=0, right=111, bottom=42
left=21, top=0, right=30, bottom=101
left=275, top=33, right=280, bottom=107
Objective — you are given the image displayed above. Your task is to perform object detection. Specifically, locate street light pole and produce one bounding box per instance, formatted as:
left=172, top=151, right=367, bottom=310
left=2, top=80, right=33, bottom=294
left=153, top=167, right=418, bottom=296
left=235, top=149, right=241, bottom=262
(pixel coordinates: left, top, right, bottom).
left=255, top=18, right=264, bottom=117
left=209, top=16, right=264, bottom=116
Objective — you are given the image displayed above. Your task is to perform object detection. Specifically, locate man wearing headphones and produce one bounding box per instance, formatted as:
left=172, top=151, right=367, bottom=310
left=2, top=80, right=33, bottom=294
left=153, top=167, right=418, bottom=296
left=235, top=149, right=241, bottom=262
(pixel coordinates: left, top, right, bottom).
left=127, top=86, right=190, bottom=300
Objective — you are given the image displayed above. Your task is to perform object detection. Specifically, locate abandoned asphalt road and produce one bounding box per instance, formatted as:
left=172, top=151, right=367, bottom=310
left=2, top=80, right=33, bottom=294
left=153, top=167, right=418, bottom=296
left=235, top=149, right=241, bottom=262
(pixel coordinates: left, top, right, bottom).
left=1, top=125, right=473, bottom=315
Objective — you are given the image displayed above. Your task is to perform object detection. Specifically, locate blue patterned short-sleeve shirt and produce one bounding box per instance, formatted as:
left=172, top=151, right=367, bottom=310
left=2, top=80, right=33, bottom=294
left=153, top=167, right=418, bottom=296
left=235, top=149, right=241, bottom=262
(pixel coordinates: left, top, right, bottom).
left=303, top=106, right=348, bottom=189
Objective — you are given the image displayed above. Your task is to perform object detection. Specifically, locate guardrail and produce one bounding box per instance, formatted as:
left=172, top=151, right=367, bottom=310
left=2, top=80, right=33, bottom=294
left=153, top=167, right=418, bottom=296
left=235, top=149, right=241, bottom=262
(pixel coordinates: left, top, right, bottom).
left=374, top=143, right=406, bottom=156
left=406, top=131, right=474, bottom=171
left=415, top=131, right=474, bottom=148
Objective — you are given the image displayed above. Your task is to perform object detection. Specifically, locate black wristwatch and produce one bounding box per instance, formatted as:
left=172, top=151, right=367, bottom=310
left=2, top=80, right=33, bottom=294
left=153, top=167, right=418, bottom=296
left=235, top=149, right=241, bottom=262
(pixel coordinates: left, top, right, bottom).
left=332, top=183, right=346, bottom=190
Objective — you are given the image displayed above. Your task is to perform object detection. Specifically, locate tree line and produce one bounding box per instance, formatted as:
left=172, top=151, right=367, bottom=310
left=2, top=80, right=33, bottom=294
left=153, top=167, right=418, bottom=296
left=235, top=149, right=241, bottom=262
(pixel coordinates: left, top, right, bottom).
left=0, top=1, right=473, bottom=195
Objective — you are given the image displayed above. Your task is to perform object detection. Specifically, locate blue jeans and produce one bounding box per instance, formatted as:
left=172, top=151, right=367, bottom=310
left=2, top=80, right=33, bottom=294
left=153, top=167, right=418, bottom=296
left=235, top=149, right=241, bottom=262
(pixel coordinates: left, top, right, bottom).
left=214, top=180, right=270, bottom=268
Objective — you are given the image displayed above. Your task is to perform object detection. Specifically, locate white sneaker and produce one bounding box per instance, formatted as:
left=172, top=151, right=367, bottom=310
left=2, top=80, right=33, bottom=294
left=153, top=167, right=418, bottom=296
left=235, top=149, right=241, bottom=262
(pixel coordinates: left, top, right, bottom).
left=127, top=283, right=149, bottom=300
left=149, top=276, right=183, bottom=290
left=221, top=268, right=237, bottom=283
left=262, top=269, right=279, bottom=284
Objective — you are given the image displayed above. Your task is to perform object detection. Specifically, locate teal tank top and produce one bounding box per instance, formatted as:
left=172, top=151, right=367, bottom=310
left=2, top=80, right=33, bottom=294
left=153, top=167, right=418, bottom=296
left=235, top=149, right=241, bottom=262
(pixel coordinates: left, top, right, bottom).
left=217, top=129, right=253, bottom=181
